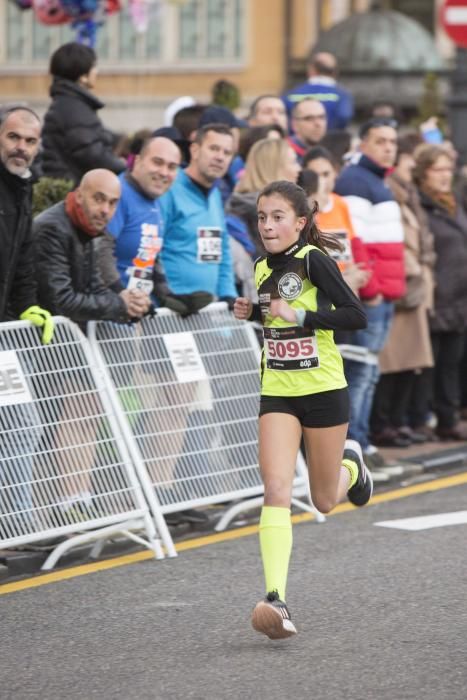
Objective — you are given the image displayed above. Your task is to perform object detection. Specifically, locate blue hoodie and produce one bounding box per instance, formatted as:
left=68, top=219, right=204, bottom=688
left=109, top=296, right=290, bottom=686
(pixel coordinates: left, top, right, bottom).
left=159, top=169, right=236, bottom=298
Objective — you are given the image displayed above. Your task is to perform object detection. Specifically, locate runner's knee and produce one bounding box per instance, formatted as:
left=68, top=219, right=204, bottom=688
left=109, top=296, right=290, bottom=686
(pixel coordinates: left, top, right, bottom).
left=311, top=489, right=338, bottom=514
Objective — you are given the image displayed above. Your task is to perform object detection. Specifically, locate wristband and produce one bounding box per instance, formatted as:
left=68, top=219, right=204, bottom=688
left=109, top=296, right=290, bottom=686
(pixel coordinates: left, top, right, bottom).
left=295, top=309, right=306, bottom=326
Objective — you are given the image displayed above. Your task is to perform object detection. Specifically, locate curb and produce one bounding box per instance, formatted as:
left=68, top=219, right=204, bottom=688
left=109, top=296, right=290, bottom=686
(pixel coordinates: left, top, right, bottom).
left=374, top=444, right=467, bottom=483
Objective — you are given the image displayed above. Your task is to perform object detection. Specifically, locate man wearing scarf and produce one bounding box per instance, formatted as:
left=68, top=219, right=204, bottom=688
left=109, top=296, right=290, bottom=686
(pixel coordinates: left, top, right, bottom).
left=32, top=169, right=150, bottom=521
left=34, top=168, right=149, bottom=325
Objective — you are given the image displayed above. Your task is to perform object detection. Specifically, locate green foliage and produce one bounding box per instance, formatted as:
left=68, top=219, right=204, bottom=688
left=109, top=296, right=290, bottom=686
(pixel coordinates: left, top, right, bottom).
left=32, top=177, right=74, bottom=218
left=412, top=72, right=447, bottom=133
left=211, top=79, right=241, bottom=111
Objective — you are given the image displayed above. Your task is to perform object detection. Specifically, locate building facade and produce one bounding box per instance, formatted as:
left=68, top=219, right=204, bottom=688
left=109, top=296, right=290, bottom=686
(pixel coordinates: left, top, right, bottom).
left=0, top=0, right=456, bottom=131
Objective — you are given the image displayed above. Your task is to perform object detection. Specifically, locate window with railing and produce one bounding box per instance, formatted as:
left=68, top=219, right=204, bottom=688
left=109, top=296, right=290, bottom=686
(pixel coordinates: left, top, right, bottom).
left=0, top=0, right=245, bottom=71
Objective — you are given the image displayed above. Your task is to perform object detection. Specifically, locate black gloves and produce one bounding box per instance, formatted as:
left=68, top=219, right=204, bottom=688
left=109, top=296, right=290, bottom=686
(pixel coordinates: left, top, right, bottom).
left=219, top=296, right=236, bottom=311
left=158, top=291, right=214, bottom=317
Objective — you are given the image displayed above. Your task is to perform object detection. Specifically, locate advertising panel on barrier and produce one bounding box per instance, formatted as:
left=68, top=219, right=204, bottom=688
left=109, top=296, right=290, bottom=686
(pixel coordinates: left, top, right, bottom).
left=0, top=350, right=33, bottom=407
left=163, top=331, right=208, bottom=383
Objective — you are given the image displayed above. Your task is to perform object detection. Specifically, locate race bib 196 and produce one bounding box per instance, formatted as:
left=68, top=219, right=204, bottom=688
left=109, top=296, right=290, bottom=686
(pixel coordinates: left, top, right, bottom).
left=264, top=326, right=319, bottom=371
left=197, top=227, right=222, bottom=263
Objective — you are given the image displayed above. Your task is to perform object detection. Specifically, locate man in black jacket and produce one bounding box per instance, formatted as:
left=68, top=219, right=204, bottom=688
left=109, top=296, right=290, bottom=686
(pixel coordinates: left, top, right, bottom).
left=34, top=168, right=149, bottom=324
left=0, top=106, right=54, bottom=537
left=0, top=107, right=53, bottom=335
left=33, top=168, right=150, bottom=519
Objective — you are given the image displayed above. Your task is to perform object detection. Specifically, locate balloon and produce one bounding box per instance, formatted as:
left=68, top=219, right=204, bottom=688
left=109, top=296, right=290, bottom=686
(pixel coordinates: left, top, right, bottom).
left=32, top=0, right=71, bottom=25
left=59, top=0, right=99, bottom=16
left=105, top=0, right=120, bottom=13
left=11, top=0, right=33, bottom=9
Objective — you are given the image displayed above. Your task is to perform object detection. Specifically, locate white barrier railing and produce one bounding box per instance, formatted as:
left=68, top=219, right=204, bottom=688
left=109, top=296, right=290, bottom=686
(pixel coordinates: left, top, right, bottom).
left=88, top=304, right=323, bottom=531
left=338, top=344, right=379, bottom=365
left=0, top=318, right=166, bottom=568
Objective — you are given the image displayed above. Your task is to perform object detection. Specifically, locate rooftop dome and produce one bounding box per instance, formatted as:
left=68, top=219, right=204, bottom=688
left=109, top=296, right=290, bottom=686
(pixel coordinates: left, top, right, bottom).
left=312, top=7, right=445, bottom=71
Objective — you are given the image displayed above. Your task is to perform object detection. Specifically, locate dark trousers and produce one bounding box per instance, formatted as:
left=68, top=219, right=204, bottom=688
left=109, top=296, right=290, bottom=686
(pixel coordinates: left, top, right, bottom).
left=430, top=331, right=465, bottom=429
left=408, top=368, right=433, bottom=428
left=370, top=370, right=417, bottom=433
left=460, top=330, right=467, bottom=409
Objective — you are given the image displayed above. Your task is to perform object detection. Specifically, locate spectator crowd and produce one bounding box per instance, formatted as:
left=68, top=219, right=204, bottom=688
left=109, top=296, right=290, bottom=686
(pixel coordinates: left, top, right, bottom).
left=2, top=42, right=467, bottom=535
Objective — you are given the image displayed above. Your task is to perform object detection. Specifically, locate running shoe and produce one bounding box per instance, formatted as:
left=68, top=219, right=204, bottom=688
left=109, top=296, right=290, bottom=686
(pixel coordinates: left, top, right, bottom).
left=251, top=591, right=297, bottom=640
left=345, top=439, right=373, bottom=507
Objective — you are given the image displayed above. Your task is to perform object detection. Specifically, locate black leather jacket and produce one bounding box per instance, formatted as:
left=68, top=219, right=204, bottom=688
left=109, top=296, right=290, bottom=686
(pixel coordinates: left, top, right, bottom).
left=0, top=160, right=37, bottom=321
left=33, top=201, right=128, bottom=324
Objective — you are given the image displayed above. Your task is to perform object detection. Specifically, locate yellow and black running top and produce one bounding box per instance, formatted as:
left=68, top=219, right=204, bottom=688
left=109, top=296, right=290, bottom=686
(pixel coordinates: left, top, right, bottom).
left=254, top=241, right=366, bottom=397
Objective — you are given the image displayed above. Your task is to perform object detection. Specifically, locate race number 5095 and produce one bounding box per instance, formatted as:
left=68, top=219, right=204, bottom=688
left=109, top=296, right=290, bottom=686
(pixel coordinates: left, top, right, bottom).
left=266, top=337, right=314, bottom=359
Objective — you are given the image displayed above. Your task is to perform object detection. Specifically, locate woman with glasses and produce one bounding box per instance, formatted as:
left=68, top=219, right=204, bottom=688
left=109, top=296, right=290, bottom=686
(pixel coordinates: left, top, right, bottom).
left=413, top=143, right=467, bottom=441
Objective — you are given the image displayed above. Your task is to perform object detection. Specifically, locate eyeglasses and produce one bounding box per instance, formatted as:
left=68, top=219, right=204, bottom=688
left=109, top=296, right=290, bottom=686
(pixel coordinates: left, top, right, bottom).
left=428, top=166, right=454, bottom=173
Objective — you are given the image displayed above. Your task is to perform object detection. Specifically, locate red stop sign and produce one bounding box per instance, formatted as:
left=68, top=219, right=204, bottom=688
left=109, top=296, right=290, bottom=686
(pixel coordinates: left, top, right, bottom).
left=441, top=0, right=467, bottom=47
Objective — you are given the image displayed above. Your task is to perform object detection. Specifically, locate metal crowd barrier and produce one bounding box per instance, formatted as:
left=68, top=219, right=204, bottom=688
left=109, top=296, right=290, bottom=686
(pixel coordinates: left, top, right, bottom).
left=0, top=317, right=168, bottom=569
left=338, top=344, right=379, bottom=365
left=88, top=303, right=323, bottom=535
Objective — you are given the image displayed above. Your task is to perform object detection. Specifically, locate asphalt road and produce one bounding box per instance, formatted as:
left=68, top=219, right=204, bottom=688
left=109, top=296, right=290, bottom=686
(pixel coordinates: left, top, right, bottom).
left=2, top=478, right=467, bottom=700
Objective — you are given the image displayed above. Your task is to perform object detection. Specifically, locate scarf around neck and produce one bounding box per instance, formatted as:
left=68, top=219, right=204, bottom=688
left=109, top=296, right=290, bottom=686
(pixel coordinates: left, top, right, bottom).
left=65, top=190, right=100, bottom=237
left=420, top=184, right=457, bottom=218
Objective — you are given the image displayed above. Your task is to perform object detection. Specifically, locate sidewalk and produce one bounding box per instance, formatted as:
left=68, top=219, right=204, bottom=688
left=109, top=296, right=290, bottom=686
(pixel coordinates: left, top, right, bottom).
left=373, top=420, right=467, bottom=483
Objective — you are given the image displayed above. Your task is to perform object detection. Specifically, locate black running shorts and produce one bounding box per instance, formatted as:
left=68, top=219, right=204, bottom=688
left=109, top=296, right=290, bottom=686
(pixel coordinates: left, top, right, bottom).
left=259, top=387, right=349, bottom=428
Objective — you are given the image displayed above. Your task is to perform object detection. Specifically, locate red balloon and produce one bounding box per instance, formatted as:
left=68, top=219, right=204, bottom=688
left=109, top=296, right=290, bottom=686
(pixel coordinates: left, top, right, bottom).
left=32, top=0, right=71, bottom=25
left=105, top=0, right=120, bottom=14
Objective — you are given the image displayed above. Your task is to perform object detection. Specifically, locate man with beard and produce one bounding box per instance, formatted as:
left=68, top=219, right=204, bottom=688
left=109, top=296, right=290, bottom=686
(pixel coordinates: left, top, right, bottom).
left=0, top=107, right=53, bottom=337
left=33, top=169, right=149, bottom=520
left=0, top=106, right=55, bottom=538
left=34, top=168, right=149, bottom=324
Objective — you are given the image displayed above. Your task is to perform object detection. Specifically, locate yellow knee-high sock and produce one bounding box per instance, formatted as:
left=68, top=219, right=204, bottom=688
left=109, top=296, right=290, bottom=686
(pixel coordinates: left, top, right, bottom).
left=342, top=458, right=359, bottom=489
left=259, top=506, right=292, bottom=601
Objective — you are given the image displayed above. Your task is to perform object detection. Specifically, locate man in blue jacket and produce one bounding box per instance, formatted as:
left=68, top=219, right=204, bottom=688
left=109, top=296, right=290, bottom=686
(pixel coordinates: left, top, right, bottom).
left=159, top=123, right=237, bottom=304
left=283, top=52, right=353, bottom=130
left=158, top=124, right=237, bottom=525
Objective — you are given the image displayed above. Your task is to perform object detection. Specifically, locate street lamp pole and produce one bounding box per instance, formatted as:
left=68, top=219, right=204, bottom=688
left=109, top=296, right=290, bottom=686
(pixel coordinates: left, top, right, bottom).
left=449, top=46, right=467, bottom=165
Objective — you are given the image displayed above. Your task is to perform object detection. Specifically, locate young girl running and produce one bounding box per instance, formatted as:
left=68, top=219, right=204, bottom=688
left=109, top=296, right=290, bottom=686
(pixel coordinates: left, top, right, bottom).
left=233, top=180, right=372, bottom=640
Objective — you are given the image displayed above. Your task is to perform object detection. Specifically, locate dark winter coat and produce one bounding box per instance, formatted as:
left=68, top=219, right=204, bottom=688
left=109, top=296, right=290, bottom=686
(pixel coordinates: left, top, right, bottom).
left=33, top=202, right=128, bottom=324
left=0, top=160, right=37, bottom=321
left=41, top=78, right=125, bottom=184
left=419, top=190, right=467, bottom=332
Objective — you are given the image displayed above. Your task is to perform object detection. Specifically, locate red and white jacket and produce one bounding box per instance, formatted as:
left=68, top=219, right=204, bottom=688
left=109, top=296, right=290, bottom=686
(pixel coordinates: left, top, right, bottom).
left=334, top=154, right=405, bottom=301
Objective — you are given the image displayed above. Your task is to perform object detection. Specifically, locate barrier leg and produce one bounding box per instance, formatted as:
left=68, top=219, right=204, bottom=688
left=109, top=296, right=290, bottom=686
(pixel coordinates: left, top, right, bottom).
left=41, top=519, right=161, bottom=570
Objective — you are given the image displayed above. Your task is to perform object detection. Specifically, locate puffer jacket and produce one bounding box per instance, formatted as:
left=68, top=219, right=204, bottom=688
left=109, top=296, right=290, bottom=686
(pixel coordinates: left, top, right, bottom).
left=419, top=190, right=467, bottom=332
left=33, top=202, right=128, bottom=324
left=41, top=78, right=125, bottom=184
left=335, top=154, right=406, bottom=301
left=0, top=160, right=37, bottom=321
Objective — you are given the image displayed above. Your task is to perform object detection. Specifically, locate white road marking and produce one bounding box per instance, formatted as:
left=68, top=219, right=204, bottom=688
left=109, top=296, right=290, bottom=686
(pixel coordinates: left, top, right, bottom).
left=375, top=510, right=467, bottom=531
